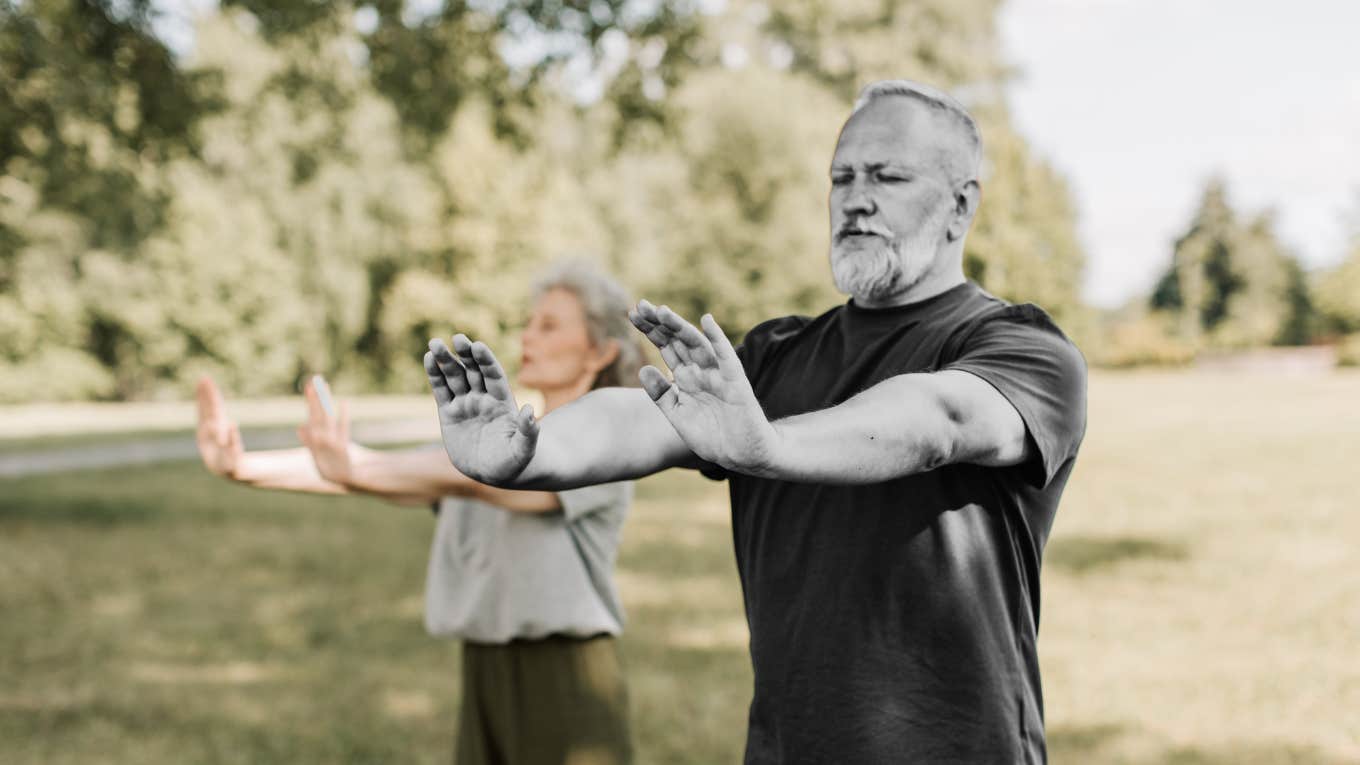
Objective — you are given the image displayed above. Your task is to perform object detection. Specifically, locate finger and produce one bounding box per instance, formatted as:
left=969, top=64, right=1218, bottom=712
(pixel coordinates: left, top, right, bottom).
left=516, top=403, right=538, bottom=438
left=214, top=419, right=233, bottom=447
left=429, top=338, right=471, bottom=396
left=451, top=334, right=485, bottom=394
left=631, top=305, right=691, bottom=369
left=470, top=341, right=513, bottom=401
left=196, top=376, right=223, bottom=423
left=303, top=380, right=326, bottom=425
left=700, top=313, right=740, bottom=365
left=424, top=351, right=455, bottom=407
left=297, top=425, right=310, bottom=449
left=631, top=312, right=686, bottom=372
left=656, top=304, right=716, bottom=365
left=311, top=374, right=336, bottom=418
left=636, top=298, right=664, bottom=325
left=338, top=399, right=350, bottom=442
left=226, top=423, right=242, bottom=455
left=638, top=365, right=676, bottom=406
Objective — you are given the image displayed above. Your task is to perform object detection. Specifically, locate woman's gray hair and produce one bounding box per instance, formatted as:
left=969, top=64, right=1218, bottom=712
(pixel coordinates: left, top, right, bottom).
left=531, top=259, right=645, bottom=390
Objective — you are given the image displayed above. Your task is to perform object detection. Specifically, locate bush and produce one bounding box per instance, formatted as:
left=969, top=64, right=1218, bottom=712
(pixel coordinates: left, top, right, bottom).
left=1336, top=333, right=1360, bottom=368
left=1092, top=313, right=1197, bottom=369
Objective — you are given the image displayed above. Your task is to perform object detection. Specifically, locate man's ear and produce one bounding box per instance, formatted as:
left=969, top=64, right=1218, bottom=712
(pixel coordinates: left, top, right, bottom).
left=947, top=180, right=981, bottom=242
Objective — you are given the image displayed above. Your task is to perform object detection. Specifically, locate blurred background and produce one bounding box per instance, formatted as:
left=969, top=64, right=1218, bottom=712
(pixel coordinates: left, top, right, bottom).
left=1, top=0, right=1357, bottom=762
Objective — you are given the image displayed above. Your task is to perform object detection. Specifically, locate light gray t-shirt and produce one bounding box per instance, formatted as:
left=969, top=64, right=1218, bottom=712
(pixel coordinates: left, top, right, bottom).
left=423, top=481, right=632, bottom=644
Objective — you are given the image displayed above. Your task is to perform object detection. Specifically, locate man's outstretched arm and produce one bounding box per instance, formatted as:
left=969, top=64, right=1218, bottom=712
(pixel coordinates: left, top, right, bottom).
left=423, top=335, right=697, bottom=490
left=628, top=301, right=1030, bottom=485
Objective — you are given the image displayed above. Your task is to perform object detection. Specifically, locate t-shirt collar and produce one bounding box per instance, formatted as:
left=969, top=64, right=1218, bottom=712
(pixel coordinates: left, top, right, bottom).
left=844, top=281, right=978, bottom=324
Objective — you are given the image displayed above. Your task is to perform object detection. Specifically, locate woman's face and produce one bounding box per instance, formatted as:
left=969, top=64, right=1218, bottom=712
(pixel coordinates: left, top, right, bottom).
left=518, top=287, right=613, bottom=393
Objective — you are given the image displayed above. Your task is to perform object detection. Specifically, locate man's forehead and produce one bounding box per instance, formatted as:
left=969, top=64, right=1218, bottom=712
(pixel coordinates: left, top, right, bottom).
left=832, top=96, right=970, bottom=172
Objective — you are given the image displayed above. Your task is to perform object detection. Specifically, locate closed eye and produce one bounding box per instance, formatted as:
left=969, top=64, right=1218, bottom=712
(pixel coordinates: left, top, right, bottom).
left=876, top=173, right=910, bottom=183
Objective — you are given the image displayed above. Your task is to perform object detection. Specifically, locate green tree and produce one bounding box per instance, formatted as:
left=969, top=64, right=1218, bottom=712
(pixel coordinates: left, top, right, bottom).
left=221, top=0, right=705, bottom=146
left=0, top=0, right=220, bottom=251
left=1315, top=198, right=1360, bottom=334
left=1150, top=178, right=1312, bottom=348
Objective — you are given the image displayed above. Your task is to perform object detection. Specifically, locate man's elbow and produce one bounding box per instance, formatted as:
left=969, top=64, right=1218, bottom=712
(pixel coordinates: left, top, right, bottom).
left=930, top=390, right=1029, bottom=469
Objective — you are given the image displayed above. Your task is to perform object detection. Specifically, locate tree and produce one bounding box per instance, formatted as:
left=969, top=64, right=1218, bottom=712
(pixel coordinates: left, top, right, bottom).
left=1314, top=196, right=1360, bottom=334
left=0, top=0, right=220, bottom=251
left=1150, top=178, right=1312, bottom=348
left=221, top=0, right=706, bottom=147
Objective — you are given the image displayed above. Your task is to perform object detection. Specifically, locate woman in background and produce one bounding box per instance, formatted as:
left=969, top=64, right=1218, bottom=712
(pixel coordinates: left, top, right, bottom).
left=196, top=261, right=644, bottom=765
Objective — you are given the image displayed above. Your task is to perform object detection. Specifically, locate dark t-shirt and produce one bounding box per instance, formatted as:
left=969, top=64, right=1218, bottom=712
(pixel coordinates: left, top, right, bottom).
left=705, top=282, right=1087, bottom=764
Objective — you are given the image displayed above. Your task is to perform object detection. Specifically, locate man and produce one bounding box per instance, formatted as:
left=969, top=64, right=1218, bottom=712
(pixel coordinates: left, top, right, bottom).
left=424, top=80, right=1087, bottom=763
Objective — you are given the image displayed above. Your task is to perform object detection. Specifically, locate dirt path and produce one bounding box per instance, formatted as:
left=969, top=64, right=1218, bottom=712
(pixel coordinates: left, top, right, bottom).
left=0, top=392, right=476, bottom=477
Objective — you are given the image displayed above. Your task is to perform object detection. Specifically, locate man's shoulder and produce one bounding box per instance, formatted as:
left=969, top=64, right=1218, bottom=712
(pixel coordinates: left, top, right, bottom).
left=949, top=287, right=1081, bottom=357
left=741, top=312, right=818, bottom=344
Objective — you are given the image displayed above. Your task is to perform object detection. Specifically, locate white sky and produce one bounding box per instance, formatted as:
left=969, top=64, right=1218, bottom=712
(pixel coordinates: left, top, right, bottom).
left=998, top=0, right=1360, bottom=307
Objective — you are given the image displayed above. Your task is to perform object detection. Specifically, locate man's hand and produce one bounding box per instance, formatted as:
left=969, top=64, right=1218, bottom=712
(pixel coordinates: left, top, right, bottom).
left=424, top=334, right=538, bottom=486
left=628, top=300, right=780, bottom=476
left=195, top=376, right=243, bottom=478
left=297, top=377, right=355, bottom=486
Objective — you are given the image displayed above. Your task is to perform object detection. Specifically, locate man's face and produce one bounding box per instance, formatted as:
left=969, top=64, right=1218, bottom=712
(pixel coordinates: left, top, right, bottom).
left=828, top=97, right=963, bottom=304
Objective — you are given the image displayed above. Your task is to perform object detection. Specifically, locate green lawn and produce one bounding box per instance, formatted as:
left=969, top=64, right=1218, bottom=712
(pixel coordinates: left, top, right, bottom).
left=2, top=371, right=1357, bottom=763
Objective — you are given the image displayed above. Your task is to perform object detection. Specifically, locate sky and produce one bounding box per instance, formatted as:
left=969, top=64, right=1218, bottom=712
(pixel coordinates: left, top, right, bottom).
left=998, top=0, right=1360, bottom=307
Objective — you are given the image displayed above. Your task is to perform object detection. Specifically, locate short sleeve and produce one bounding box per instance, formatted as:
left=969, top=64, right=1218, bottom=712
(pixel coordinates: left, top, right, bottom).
left=944, top=304, right=1088, bottom=488
left=557, top=480, right=634, bottom=523
left=698, top=314, right=812, bottom=482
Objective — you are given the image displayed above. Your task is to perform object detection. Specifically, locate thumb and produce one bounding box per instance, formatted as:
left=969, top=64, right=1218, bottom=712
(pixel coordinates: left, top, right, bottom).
left=515, top=403, right=539, bottom=440
left=638, top=365, right=678, bottom=412
left=338, top=399, right=350, bottom=442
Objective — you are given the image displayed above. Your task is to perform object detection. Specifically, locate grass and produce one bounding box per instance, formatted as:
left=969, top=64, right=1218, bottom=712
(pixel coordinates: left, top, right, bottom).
left=2, top=370, right=1358, bottom=763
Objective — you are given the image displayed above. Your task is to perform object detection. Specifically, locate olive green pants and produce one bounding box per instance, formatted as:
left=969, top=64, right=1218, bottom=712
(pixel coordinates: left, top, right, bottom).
left=456, top=634, right=632, bottom=765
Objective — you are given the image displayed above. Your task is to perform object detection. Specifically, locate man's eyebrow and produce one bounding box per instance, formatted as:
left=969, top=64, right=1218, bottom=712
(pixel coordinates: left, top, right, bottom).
left=829, top=161, right=914, bottom=173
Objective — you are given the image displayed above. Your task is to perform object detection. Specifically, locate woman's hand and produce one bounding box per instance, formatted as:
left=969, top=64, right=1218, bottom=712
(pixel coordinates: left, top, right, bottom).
left=297, top=377, right=356, bottom=486
left=195, top=376, right=244, bottom=479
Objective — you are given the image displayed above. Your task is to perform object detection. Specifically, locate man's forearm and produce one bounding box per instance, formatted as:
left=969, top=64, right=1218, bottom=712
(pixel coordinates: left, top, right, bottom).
left=755, top=371, right=1028, bottom=484
left=755, top=377, right=957, bottom=484
left=502, top=387, right=694, bottom=490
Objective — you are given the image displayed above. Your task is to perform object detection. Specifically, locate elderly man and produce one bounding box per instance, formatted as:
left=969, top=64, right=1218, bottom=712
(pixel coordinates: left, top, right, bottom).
left=425, top=80, right=1087, bottom=763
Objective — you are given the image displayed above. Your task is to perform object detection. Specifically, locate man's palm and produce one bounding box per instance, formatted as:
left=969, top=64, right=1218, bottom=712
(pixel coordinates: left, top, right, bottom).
left=424, top=335, right=538, bottom=485
left=630, top=302, right=778, bottom=475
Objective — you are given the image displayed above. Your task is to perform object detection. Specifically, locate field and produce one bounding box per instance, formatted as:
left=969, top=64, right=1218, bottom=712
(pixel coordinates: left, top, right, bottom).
left=2, top=371, right=1357, bottom=763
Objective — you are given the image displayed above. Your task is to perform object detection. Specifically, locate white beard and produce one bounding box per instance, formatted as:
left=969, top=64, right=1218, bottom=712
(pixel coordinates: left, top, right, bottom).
left=831, top=206, right=950, bottom=304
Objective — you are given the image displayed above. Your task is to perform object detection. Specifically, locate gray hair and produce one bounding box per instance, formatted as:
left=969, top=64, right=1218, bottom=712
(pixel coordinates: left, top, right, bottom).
left=531, top=259, right=645, bottom=390
left=852, top=79, right=983, bottom=182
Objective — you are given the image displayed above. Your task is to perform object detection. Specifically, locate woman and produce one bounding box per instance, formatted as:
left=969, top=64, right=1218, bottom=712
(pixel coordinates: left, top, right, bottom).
left=196, top=261, right=644, bottom=764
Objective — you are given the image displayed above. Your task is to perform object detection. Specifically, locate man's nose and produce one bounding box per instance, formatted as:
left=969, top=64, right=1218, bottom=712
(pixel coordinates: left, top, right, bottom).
left=841, top=179, right=876, bottom=218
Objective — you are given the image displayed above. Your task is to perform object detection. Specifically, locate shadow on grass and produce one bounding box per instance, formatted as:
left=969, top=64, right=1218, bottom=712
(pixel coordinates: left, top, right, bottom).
left=1159, top=741, right=1349, bottom=765
left=1048, top=721, right=1127, bottom=760
left=1046, top=534, right=1189, bottom=574
left=0, top=493, right=165, bottom=526
left=1045, top=722, right=1346, bottom=765
left=0, top=695, right=421, bottom=763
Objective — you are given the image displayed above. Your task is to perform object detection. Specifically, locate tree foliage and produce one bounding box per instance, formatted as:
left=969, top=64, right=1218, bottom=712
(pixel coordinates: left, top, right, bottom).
left=0, top=0, right=1095, bottom=401
left=1314, top=197, right=1360, bottom=335
left=1150, top=178, right=1315, bottom=348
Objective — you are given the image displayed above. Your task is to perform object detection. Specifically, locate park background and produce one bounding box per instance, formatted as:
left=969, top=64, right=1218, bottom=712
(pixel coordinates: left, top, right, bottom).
left=1, top=0, right=1357, bottom=762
